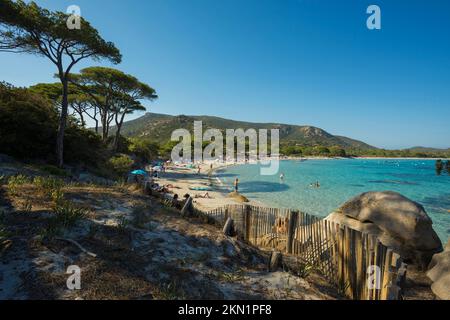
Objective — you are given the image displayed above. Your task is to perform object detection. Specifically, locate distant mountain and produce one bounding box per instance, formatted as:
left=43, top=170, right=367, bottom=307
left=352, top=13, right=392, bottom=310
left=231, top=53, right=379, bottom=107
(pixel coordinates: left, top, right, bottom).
left=116, top=112, right=377, bottom=150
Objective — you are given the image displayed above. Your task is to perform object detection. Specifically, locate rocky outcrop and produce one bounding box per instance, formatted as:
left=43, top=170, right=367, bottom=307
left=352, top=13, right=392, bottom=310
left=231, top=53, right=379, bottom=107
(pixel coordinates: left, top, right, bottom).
left=326, top=191, right=442, bottom=268
left=427, top=240, right=450, bottom=300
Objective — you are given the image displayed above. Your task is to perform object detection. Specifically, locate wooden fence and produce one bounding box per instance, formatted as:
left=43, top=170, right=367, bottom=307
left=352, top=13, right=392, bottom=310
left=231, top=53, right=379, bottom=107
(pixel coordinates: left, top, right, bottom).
left=206, top=204, right=407, bottom=300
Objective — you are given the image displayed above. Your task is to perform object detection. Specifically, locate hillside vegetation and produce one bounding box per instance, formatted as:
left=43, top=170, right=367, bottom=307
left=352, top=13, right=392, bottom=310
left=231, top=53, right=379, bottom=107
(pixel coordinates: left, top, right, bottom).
left=113, top=113, right=450, bottom=158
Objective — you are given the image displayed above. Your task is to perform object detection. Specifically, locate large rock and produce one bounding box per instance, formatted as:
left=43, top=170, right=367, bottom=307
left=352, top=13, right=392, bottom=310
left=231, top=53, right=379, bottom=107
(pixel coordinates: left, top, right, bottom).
left=326, top=191, right=442, bottom=268
left=427, top=240, right=450, bottom=300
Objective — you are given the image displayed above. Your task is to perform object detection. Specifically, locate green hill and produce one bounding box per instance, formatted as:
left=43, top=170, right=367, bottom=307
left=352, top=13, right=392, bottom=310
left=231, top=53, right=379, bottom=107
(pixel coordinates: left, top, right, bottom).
left=406, top=146, right=450, bottom=153
left=115, top=112, right=377, bottom=150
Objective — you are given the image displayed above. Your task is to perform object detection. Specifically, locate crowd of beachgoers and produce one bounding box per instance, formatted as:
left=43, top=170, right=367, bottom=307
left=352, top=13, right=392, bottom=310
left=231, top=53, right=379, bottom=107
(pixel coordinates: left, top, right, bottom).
left=131, top=160, right=254, bottom=212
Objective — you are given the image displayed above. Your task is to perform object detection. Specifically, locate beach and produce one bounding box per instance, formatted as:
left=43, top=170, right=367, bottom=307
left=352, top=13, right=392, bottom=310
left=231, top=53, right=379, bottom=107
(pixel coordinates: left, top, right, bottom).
left=214, top=158, right=450, bottom=243
left=154, top=161, right=262, bottom=211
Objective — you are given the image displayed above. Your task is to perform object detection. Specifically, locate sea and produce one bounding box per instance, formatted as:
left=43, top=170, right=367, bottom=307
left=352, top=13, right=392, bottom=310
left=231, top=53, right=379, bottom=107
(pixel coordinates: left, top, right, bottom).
left=216, top=159, right=450, bottom=243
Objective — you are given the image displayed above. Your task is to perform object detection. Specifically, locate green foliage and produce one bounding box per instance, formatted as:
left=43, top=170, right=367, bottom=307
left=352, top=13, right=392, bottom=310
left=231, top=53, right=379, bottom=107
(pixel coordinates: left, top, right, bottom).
left=33, top=176, right=64, bottom=197
left=0, top=82, right=58, bottom=159
left=293, top=261, right=316, bottom=278
left=329, top=146, right=347, bottom=157
left=39, top=219, right=62, bottom=240
left=0, top=0, right=122, bottom=64
left=117, top=215, right=129, bottom=232
left=20, top=197, right=33, bottom=213
left=39, top=165, right=69, bottom=177
left=28, top=82, right=62, bottom=106
left=160, top=140, right=180, bottom=158
left=108, top=154, right=134, bottom=176
left=152, top=281, right=186, bottom=300
left=52, top=200, right=88, bottom=228
left=8, top=174, right=29, bottom=186
left=128, top=137, right=160, bottom=162
left=0, top=82, right=110, bottom=167
left=64, top=125, right=106, bottom=165
left=1, top=0, right=122, bottom=166
left=50, top=188, right=65, bottom=204
left=7, top=174, right=30, bottom=195
left=35, top=181, right=87, bottom=239
left=213, top=269, right=246, bottom=283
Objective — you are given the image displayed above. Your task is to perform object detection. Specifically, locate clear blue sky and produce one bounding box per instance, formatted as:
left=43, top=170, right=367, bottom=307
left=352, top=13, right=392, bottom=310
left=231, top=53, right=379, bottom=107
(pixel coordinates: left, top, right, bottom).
left=1, top=0, right=449, bottom=149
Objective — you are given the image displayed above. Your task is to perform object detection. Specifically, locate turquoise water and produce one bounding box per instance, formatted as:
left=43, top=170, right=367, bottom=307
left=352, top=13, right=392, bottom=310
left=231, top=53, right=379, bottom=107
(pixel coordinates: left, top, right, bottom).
left=217, top=159, right=450, bottom=243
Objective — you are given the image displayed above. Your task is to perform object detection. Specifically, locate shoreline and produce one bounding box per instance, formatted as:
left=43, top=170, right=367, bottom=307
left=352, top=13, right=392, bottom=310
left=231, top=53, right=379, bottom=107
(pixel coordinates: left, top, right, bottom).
left=154, top=161, right=264, bottom=211
left=155, top=156, right=449, bottom=212
left=283, top=156, right=450, bottom=160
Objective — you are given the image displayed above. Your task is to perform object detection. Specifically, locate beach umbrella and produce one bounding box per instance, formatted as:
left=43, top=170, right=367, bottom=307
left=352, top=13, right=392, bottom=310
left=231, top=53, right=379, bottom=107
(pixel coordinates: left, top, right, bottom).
left=130, top=169, right=148, bottom=176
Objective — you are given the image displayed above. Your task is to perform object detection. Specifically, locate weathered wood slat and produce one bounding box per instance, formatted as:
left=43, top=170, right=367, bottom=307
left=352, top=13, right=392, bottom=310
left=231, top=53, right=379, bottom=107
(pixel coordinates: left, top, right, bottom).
left=204, top=204, right=406, bottom=301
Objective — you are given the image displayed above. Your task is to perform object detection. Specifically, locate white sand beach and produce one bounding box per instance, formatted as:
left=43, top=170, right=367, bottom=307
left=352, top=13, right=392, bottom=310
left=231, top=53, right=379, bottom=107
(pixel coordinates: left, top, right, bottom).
left=154, top=161, right=261, bottom=211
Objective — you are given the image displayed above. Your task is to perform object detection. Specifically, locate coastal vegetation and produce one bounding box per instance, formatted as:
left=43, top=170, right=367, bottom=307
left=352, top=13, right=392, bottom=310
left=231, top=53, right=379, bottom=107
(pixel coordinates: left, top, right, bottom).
left=0, top=0, right=122, bottom=167
left=116, top=112, right=450, bottom=159
left=0, top=0, right=157, bottom=178
left=0, top=0, right=448, bottom=302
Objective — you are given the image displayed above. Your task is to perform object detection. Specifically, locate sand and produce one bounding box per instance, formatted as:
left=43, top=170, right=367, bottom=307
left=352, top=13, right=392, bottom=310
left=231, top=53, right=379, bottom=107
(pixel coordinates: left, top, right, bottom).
left=154, top=161, right=260, bottom=211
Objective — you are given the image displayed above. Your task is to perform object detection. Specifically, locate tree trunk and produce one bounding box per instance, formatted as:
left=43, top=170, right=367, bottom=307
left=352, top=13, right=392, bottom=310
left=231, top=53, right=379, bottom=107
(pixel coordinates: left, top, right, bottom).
left=101, top=111, right=108, bottom=141
left=79, top=111, right=85, bottom=127
left=94, top=108, right=99, bottom=133
left=113, top=112, right=126, bottom=152
left=56, top=78, right=69, bottom=168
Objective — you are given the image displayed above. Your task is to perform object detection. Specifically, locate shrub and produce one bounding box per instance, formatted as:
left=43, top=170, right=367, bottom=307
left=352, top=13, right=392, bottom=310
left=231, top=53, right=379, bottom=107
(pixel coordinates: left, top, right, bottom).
left=128, top=137, right=160, bottom=162
left=7, top=174, right=30, bottom=195
left=64, top=126, right=107, bottom=166
left=117, top=215, right=129, bottom=232
left=39, top=165, right=69, bottom=177
left=53, top=200, right=88, bottom=228
left=33, top=176, right=64, bottom=197
left=0, top=82, right=58, bottom=160
left=108, top=154, right=134, bottom=176
left=0, top=82, right=109, bottom=167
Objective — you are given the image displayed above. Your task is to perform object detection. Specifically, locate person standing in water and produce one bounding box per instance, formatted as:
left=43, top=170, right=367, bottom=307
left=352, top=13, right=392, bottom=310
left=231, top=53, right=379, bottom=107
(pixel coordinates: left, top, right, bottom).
left=234, top=178, right=239, bottom=192
left=208, top=163, right=213, bottom=178
left=280, top=173, right=285, bottom=183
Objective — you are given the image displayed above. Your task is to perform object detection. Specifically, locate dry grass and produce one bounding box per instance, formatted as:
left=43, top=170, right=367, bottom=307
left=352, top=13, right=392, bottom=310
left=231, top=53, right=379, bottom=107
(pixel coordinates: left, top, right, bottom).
left=0, top=170, right=347, bottom=301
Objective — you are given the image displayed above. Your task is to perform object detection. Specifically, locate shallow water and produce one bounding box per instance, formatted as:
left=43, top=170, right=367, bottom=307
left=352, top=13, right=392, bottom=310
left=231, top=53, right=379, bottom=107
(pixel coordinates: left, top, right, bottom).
left=217, top=159, right=450, bottom=243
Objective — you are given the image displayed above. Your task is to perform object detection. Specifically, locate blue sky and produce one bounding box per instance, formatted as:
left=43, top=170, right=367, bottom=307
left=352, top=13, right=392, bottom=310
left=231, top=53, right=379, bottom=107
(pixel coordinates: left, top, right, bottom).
left=1, top=0, right=449, bottom=149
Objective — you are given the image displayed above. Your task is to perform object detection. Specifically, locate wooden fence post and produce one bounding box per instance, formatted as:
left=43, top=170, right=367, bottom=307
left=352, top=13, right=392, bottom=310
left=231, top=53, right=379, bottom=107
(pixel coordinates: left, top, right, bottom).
left=354, top=230, right=364, bottom=300
left=269, top=251, right=282, bottom=272
left=223, top=217, right=234, bottom=236
left=204, top=204, right=407, bottom=301
left=181, top=196, right=193, bottom=217
left=387, top=252, right=402, bottom=300
left=380, top=248, right=393, bottom=300
left=286, top=210, right=299, bottom=254
left=244, top=205, right=251, bottom=242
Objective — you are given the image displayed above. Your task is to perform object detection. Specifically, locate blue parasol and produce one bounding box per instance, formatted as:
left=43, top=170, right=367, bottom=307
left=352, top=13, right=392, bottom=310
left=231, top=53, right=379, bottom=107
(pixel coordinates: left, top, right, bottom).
left=130, top=169, right=148, bottom=176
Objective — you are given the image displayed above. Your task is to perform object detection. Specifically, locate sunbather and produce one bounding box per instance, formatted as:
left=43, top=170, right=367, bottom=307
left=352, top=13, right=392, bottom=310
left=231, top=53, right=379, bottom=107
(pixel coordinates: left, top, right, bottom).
left=195, top=192, right=212, bottom=199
